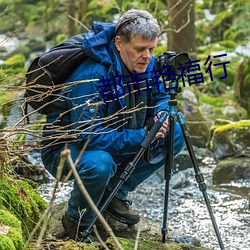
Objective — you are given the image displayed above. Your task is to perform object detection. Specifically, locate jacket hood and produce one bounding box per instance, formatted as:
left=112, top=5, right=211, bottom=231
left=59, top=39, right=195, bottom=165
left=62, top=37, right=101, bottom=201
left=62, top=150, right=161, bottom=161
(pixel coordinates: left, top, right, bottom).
left=82, top=21, right=116, bottom=65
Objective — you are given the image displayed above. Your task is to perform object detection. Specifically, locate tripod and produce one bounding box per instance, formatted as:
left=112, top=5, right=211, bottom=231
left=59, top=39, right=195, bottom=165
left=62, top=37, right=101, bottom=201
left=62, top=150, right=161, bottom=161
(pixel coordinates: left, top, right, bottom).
left=82, top=80, right=225, bottom=250
left=161, top=81, right=225, bottom=249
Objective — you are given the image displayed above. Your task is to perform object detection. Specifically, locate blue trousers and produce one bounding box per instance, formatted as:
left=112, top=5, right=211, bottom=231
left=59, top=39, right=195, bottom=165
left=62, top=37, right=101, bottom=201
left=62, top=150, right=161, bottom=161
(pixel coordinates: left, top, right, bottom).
left=41, top=122, right=185, bottom=226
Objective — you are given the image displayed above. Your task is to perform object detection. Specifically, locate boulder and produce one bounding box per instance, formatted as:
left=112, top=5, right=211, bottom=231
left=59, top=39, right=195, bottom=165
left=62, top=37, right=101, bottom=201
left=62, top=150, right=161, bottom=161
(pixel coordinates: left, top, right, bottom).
left=178, top=99, right=211, bottom=148
left=209, top=120, right=250, bottom=160
left=213, top=157, right=250, bottom=184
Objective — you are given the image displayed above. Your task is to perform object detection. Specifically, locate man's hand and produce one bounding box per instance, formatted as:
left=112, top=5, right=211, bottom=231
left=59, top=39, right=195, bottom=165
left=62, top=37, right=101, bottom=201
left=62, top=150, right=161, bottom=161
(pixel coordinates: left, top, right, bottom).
left=154, top=111, right=169, bottom=139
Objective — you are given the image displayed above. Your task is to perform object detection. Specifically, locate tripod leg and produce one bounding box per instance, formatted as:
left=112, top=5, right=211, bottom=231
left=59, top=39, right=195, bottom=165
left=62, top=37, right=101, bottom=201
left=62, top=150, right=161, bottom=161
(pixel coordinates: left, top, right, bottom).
left=177, top=112, right=225, bottom=250
left=162, top=114, right=175, bottom=243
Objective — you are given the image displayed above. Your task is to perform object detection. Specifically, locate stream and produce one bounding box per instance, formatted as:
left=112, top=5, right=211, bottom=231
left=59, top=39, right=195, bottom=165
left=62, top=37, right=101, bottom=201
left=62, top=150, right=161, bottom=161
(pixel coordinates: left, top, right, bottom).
left=38, top=155, right=250, bottom=250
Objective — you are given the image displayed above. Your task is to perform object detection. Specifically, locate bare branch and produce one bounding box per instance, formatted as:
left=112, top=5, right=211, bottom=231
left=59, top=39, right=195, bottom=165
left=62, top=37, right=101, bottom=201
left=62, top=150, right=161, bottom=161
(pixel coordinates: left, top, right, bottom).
left=63, top=148, right=124, bottom=250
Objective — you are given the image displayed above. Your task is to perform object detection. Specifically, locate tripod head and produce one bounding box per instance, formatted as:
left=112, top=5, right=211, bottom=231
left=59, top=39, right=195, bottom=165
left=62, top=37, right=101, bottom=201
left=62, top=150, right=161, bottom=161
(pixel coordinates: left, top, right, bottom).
left=155, top=51, right=192, bottom=98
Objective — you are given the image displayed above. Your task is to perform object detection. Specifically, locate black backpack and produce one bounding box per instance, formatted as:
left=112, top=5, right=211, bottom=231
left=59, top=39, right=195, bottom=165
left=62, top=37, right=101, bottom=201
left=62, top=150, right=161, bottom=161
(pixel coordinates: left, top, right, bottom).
left=24, top=34, right=86, bottom=115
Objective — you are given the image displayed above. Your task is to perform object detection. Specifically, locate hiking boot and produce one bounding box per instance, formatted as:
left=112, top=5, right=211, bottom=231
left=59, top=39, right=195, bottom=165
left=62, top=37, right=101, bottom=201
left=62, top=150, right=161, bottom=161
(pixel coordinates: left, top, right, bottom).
left=105, top=196, right=140, bottom=225
left=61, top=213, right=97, bottom=243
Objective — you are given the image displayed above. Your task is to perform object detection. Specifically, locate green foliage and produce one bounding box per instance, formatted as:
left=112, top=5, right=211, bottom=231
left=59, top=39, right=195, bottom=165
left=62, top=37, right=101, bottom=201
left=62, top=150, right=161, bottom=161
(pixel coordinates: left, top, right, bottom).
left=197, top=0, right=250, bottom=48
left=208, top=10, right=234, bottom=42
left=154, top=44, right=167, bottom=57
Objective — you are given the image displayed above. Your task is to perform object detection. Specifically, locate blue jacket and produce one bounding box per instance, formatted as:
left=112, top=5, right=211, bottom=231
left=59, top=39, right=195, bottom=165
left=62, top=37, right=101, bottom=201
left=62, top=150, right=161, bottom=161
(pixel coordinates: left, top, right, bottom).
left=44, top=21, right=170, bottom=156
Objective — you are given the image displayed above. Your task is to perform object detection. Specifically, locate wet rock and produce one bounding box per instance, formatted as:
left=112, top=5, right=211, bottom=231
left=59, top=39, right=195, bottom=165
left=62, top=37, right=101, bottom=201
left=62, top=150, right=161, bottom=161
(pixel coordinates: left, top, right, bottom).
left=179, top=100, right=211, bottom=148
left=12, top=150, right=51, bottom=183
left=213, top=157, right=250, bottom=184
left=170, top=168, right=193, bottom=189
left=180, top=89, right=198, bottom=105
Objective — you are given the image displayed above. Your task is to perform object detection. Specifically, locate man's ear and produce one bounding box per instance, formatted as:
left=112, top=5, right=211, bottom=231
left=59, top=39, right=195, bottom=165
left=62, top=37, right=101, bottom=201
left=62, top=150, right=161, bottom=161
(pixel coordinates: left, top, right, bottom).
left=115, top=36, right=122, bottom=51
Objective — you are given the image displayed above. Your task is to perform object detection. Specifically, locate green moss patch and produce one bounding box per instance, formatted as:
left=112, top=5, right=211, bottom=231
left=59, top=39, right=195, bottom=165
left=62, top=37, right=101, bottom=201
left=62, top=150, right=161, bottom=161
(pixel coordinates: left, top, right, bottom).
left=106, top=237, right=210, bottom=250
left=0, top=174, right=47, bottom=239
left=0, top=209, right=24, bottom=250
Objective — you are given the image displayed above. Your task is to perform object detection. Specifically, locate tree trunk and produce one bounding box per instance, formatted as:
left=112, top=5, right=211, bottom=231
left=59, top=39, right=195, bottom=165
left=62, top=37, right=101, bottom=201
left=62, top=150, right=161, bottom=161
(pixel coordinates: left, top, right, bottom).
left=167, top=0, right=196, bottom=56
left=78, top=0, right=88, bottom=20
left=67, top=0, right=76, bottom=36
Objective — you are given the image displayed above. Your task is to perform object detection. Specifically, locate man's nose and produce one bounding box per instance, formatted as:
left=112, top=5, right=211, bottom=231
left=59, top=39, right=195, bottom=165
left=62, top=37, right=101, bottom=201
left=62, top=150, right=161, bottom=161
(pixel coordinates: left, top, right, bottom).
left=142, top=49, right=151, bottom=59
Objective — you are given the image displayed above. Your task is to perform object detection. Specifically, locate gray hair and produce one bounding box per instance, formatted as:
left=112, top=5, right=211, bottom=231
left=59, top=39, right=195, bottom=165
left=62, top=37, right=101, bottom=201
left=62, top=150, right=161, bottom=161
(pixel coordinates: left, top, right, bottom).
left=115, top=9, right=160, bottom=43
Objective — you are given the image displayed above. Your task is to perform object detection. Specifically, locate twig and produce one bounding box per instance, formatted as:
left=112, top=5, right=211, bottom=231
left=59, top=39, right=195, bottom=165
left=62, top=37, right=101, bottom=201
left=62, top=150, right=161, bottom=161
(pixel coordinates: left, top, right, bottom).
left=134, top=220, right=142, bottom=250
left=93, top=225, right=109, bottom=250
left=68, top=14, right=89, bottom=31
left=61, top=148, right=124, bottom=250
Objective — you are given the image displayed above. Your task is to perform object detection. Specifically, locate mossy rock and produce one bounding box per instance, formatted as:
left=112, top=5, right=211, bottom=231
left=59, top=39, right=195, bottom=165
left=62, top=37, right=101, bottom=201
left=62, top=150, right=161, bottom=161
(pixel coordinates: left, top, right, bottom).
left=213, top=157, right=250, bottom=184
left=0, top=174, right=47, bottom=239
left=107, top=237, right=211, bottom=250
left=209, top=120, right=250, bottom=160
left=0, top=209, right=24, bottom=250
left=198, top=92, right=248, bottom=122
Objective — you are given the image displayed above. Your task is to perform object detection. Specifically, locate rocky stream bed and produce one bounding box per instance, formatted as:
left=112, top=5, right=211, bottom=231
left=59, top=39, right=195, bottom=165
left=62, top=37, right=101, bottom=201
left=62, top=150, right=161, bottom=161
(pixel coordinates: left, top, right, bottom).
left=38, top=154, right=250, bottom=250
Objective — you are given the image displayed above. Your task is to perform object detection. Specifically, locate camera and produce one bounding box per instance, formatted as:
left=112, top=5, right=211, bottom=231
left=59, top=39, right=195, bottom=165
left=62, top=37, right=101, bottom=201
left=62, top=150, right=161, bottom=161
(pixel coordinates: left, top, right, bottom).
left=156, top=51, right=191, bottom=76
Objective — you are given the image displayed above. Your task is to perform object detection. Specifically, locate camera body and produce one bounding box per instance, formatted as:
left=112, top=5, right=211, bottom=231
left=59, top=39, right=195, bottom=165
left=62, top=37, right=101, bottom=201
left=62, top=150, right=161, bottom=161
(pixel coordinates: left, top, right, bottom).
left=156, top=51, right=191, bottom=76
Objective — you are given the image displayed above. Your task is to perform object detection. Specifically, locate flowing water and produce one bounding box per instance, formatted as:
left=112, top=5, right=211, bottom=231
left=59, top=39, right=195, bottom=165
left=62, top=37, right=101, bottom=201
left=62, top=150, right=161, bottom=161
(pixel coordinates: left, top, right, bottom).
left=38, top=156, right=250, bottom=250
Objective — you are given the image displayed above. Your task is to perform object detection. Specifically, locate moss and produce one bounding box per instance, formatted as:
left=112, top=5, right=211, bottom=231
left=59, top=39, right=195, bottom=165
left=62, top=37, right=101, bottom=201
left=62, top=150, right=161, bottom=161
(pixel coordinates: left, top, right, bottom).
left=0, top=235, right=16, bottom=250
left=7, top=228, right=24, bottom=249
left=0, top=209, right=21, bottom=229
left=0, top=174, right=47, bottom=239
left=106, top=237, right=208, bottom=250
left=199, top=95, right=224, bottom=107
left=1, top=54, right=25, bottom=69
left=0, top=54, right=26, bottom=86
left=0, top=209, right=24, bottom=249
left=212, top=120, right=250, bottom=133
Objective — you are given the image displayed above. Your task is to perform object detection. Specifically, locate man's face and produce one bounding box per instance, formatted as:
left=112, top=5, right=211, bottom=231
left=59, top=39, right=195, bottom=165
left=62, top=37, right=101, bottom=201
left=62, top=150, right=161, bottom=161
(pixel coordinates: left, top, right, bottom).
left=115, top=35, right=157, bottom=73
